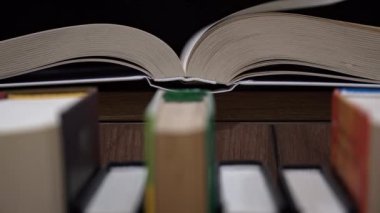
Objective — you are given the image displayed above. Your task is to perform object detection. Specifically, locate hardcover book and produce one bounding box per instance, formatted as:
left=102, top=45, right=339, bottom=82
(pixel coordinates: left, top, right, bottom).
left=0, top=88, right=98, bottom=213
left=0, top=0, right=379, bottom=91
left=331, top=88, right=380, bottom=213
left=144, top=89, right=216, bottom=213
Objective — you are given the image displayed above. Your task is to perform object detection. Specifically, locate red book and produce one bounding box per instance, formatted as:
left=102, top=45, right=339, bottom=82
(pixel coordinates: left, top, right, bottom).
left=331, top=89, right=380, bottom=213
left=0, top=92, right=6, bottom=99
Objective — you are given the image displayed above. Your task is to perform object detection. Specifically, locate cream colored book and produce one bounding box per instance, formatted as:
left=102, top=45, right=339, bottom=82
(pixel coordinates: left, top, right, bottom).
left=0, top=88, right=98, bottom=213
left=0, top=0, right=379, bottom=91
left=144, top=89, right=216, bottom=213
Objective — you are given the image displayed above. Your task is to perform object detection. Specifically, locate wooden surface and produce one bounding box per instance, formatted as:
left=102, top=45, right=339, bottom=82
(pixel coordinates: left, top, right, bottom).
left=99, top=122, right=331, bottom=180
left=99, top=123, right=144, bottom=164
left=215, top=123, right=277, bottom=178
left=97, top=85, right=333, bottom=181
left=98, top=88, right=332, bottom=122
left=275, top=123, right=331, bottom=166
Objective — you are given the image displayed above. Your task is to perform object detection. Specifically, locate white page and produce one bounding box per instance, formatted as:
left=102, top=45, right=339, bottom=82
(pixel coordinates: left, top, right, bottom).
left=180, top=0, right=346, bottom=69
left=85, top=166, right=147, bottom=213
left=0, top=97, right=80, bottom=134
left=283, top=169, right=345, bottom=213
left=220, top=165, right=276, bottom=213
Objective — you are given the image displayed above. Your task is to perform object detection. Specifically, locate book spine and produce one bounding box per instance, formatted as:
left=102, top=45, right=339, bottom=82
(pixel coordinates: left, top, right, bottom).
left=60, top=90, right=100, bottom=212
left=0, top=92, right=6, bottom=99
left=144, top=112, right=156, bottom=213
left=205, top=93, right=217, bottom=213
left=331, top=91, right=370, bottom=213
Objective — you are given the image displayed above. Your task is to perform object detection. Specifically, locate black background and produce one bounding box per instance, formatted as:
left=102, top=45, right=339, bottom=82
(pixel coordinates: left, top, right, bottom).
left=0, top=0, right=378, bottom=54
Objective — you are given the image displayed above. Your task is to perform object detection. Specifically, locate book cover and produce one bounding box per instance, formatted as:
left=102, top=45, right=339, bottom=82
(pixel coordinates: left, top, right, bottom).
left=331, top=88, right=380, bottom=213
left=0, top=91, right=6, bottom=99
left=0, top=88, right=98, bottom=213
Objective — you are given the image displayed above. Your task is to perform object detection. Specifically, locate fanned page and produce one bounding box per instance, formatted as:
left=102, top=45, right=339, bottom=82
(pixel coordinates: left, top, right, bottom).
left=183, top=0, right=380, bottom=87
left=180, top=0, right=347, bottom=69
left=0, top=24, right=184, bottom=81
left=0, top=0, right=380, bottom=91
left=185, top=12, right=380, bottom=84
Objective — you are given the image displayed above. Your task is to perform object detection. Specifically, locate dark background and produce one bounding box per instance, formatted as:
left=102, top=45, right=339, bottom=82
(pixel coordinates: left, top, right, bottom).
left=0, top=0, right=378, bottom=54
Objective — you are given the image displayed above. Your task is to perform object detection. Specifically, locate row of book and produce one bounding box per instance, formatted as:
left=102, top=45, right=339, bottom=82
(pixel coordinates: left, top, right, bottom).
left=0, top=88, right=379, bottom=212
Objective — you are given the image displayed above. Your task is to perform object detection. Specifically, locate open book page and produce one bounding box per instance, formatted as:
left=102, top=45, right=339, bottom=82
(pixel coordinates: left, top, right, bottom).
left=186, top=11, right=380, bottom=83
left=0, top=24, right=184, bottom=81
left=0, top=0, right=379, bottom=90
left=228, top=0, right=346, bottom=18
left=180, top=0, right=346, bottom=69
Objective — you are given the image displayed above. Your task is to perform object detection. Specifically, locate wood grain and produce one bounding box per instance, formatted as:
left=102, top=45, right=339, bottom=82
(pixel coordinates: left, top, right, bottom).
left=99, top=122, right=331, bottom=178
left=214, top=90, right=331, bottom=122
left=215, top=123, right=277, bottom=178
left=274, top=123, right=331, bottom=166
left=98, top=88, right=332, bottom=122
left=99, top=91, right=153, bottom=121
left=99, top=123, right=144, bottom=166
left=99, top=122, right=278, bottom=178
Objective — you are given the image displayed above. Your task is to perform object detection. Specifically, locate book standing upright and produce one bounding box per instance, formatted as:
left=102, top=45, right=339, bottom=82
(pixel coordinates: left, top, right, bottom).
left=331, top=88, right=380, bottom=213
left=144, top=90, right=217, bottom=213
left=0, top=88, right=98, bottom=213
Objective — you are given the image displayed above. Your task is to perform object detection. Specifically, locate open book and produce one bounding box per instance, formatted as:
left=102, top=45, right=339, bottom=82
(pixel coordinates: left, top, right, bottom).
left=0, top=0, right=379, bottom=91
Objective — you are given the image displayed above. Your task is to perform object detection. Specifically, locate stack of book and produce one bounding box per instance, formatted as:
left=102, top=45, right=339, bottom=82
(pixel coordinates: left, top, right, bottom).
left=331, top=88, right=380, bottom=213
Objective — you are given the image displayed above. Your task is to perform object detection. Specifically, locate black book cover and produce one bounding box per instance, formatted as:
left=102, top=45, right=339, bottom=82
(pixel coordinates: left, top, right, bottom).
left=59, top=88, right=100, bottom=213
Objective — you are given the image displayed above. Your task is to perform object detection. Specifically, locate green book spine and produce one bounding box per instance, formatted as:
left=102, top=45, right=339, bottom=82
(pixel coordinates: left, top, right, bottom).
left=205, top=92, right=217, bottom=213
left=144, top=91, right=163, bottom=213
left=144, top=89, right=216, bottom=213
left=164, top=89, right=216, bottom=212
left=144, top=112, right=155, bottom=213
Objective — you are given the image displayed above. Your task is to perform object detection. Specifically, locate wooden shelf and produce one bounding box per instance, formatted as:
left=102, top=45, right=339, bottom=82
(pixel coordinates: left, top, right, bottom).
left=98, top=85, right=332, bottom=122
left=99, top=122, right=330, bottom=181
left=97, top=84, right=332, bottom=186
